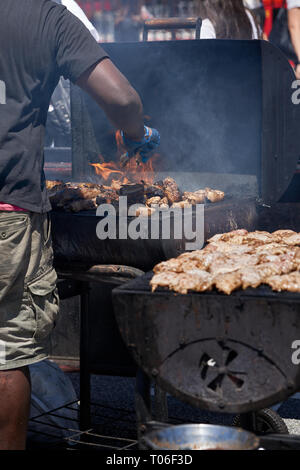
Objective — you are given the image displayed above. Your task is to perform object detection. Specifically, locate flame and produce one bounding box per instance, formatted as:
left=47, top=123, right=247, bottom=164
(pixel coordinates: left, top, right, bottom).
left=90, top=130, right=159, bottom=185
left=91, top=161, right=122, bottom=181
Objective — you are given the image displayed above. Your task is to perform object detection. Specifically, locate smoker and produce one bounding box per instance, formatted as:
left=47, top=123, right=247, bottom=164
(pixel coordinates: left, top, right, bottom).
left=51, top=33, right=300, bottom=446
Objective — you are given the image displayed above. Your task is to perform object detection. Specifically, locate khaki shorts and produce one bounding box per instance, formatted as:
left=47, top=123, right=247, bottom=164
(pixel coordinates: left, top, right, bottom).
left=0, top=212, right=59, bottom=370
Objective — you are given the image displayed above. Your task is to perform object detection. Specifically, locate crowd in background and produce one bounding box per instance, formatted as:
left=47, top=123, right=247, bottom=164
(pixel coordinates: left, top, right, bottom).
left=73, top=0, right=300, bottom=76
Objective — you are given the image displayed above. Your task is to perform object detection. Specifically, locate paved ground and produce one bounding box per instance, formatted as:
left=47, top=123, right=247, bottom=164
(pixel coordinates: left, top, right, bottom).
left=81, top=375, right=300, bottom=435
left=27, top=373, right=300, bottom=450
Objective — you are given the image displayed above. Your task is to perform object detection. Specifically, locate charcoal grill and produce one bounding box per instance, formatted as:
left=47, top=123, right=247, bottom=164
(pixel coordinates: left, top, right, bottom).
left=113, top=272, right=300, bottom=414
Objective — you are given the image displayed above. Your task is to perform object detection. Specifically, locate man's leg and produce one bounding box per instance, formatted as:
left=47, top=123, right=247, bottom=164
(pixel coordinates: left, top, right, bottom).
left=0, top=367, right=31, bottom=450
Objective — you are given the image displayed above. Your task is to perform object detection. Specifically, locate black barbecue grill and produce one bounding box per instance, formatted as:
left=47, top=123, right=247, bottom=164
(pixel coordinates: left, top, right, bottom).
left=50, top=34, right=300, bottom=446
left=112, top=272, right=300, bottom=414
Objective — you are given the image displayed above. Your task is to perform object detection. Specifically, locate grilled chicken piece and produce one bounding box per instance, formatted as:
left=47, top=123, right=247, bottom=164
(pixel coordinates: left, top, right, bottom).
left=205, top=188, right=225, bottom=203
left=135, top=206, right=156, bottom=217
left=146, top=196, right=161, bottom=206
left=266, top=272, right=300, bottom=292
left=183, top=190, right=206, bottom=204
left=213, top=272, right=242, bottom=295
left=272, top=229, right=297, bottom=239
left=110, top=180, right=123, bottom=191
left=46, top=180, right=64, bottom=191
left=159, top=197, right=169, bottom=209
left=65, top=198, right=97, bottom=212
left=240, top=268, right=263, bottom=289
left=50, top=185, right=101, bottom=207
left=171, top=200, right=192, bottom=209
left=163, top=177, right=181, bottom=204
left=96, top=189, right=119, bottom=205
left=118, top=183, right=145, bottom=204
left=207, top=229, right=249, bottom=244
left=281, top=233, right=300, bottom=246
left=143, top=183, right=165, bottom=199
left=151, top=271, right=213, bottom=294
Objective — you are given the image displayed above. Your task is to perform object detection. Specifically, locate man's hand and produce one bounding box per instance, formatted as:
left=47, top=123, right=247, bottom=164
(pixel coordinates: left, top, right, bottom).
left=296, top=63, right=300, bottom=80
left=121, top=126, right=160, bottom=163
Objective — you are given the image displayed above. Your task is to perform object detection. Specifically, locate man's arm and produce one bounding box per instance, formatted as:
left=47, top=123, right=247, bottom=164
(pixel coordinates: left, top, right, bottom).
left=76, top=58, right=145, bottom=141
left=288, top=7, right=300, bottom=79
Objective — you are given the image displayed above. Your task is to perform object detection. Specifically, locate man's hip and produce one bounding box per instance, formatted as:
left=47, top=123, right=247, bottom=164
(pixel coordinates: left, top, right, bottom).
left=0, top=212, right=59, bottom=370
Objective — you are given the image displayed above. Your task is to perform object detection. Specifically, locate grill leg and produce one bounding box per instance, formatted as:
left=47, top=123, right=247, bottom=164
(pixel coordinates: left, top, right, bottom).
left=79, top=285, right=91, bottom=431
left=154, top=384, right=168, bottom=423
left=136, top=368, right=151, bottom=444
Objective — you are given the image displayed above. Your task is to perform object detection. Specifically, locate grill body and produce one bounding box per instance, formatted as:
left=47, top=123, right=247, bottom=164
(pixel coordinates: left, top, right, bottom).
left=113, top=273, right=300, bottom=414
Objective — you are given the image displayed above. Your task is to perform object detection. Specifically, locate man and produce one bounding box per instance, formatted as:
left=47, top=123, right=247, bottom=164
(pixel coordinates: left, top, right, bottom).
left=0, top=0, right=159, bottom=450
left=287, top=0, right=300, bottom=78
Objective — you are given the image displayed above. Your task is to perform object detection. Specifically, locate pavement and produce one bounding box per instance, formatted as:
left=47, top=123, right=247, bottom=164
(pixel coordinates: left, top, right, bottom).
left=70, top=374, right=300, bottom=437
left=27, top=372, right=300, bottom=450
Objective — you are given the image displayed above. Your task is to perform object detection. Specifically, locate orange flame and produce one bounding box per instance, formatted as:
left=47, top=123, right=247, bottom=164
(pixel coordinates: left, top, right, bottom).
left=90, top=130, right=159, bottom=185
left=90, top=161, right=122, bottom=181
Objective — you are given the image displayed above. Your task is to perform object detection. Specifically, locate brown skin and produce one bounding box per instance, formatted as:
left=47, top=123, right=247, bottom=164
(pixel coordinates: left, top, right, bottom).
left=76, top=57, right=145, bottom=141
left=0, top=367, right=31, bottom=450
left=288, top=7, right=300, bottom=80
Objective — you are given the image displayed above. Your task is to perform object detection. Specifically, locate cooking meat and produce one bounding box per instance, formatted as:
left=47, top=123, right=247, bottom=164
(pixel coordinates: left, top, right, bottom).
left=96, top=188, right=119, bottom=205
left=150, top=270, right=213, bottom=294
left=213, top=272, right=242, bottom=295
left=47, top=178, right=225, bottom=213
left=207, top=229, right=249, bottom=244
left=159, top=197, right=169, bottom=209
left=151, top=229, right=300, bottom=296
left=65, top=198, right=97, bottom=212
left=171, top=200, right=192, bottom=209
left=266, top=272, right=300, bottom=293
left=183, top=191, right=206, bottom=204
left=46, top=180, right=64, bottom=191
left=163, top=177, right=182, bottom=204
left=205, top=188, right=225, bottom=203
left=143, top=183, right=165, bottom=199
left=281, top=233, right=300, bottom=246
left=146, top=196, right=161, bottom=206
left=135, top=206, right=156, bottom=217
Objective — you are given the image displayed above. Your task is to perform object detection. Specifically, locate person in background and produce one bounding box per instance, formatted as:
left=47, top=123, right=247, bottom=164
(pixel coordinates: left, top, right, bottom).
left=263, top=0, right=285, bottom=37
left=244, top=0, right=266, bottom=35
left=114, top=0, right=153, bottom=42
left=287, top=0, right=300, bottom=78
left=196, top=0, right=261, bottom=40
left=61, top=0, right=100, bottom=41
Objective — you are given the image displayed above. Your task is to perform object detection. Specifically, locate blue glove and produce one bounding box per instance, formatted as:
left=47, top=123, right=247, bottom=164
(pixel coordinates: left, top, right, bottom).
left=121, top=125, right=160, bottom=163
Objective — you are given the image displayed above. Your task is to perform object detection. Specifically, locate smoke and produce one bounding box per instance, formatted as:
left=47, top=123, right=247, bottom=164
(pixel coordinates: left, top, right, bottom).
left=81, top=40, right=263, bottom=197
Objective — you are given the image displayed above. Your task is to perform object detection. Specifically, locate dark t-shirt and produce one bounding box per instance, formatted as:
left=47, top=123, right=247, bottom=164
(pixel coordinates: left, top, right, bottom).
left=0, top=0, right=108, bottom=212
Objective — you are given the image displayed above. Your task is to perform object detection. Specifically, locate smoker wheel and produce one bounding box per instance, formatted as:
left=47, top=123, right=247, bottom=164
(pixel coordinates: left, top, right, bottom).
left=233, top=409, right=288, bottom=435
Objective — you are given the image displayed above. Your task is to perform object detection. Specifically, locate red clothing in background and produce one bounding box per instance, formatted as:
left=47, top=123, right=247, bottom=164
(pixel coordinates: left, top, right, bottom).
left=263, top=0, right=286, bottom=36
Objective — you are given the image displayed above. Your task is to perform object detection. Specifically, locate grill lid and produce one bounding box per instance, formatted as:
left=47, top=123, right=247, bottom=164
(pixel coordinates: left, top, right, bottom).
left=71, top=39, right=300, bottom=204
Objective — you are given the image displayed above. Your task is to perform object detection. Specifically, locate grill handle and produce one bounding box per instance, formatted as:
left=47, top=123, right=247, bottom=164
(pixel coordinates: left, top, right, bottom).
left=142, top=17, right=202, bottom=41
